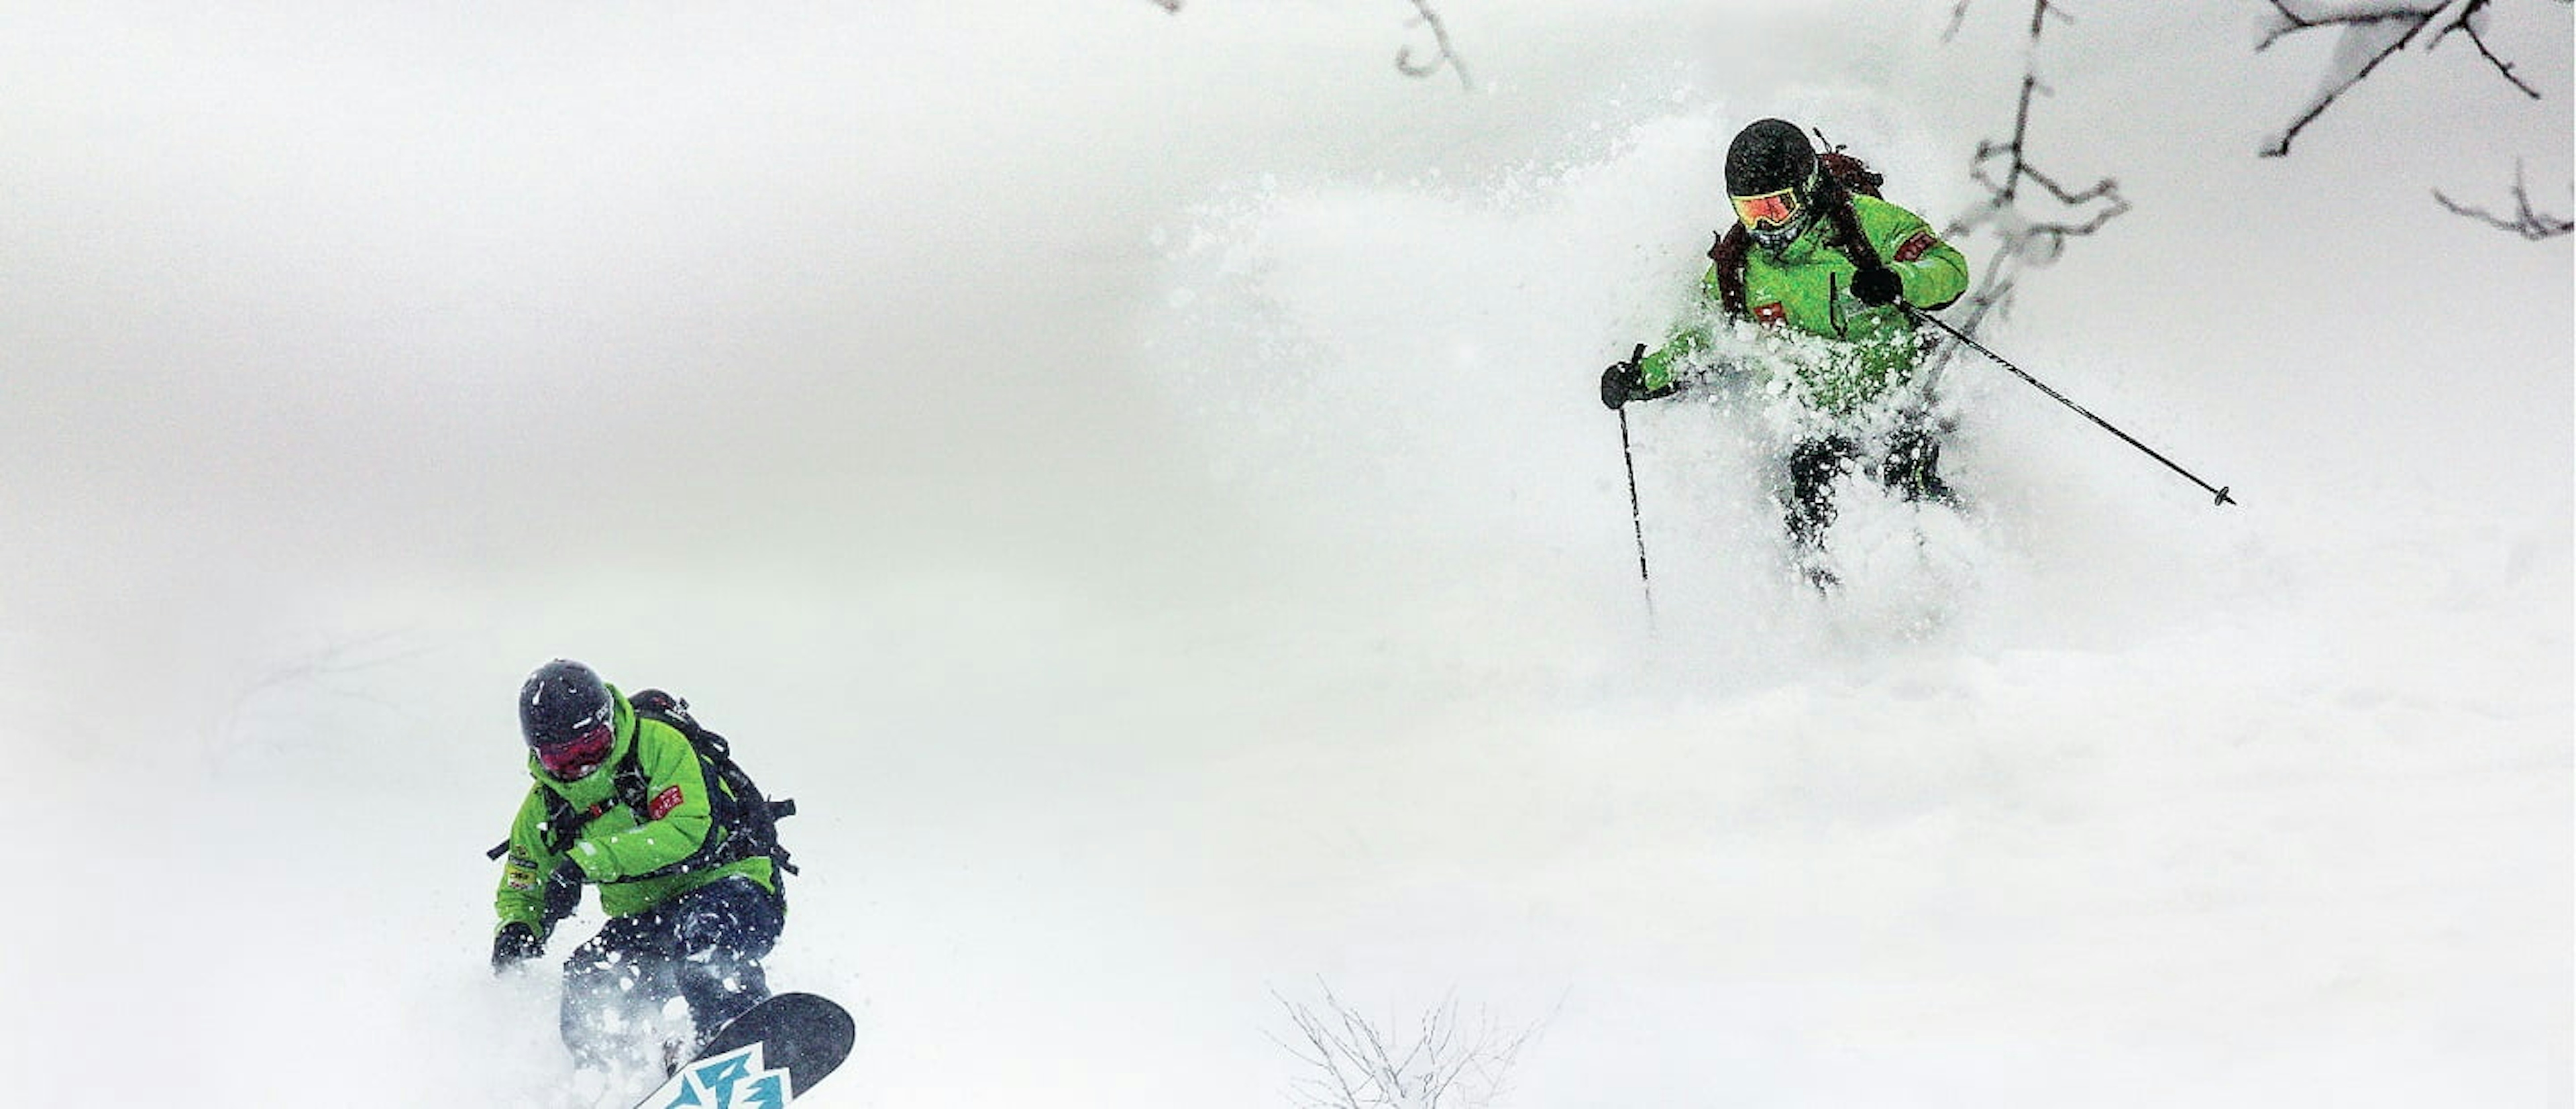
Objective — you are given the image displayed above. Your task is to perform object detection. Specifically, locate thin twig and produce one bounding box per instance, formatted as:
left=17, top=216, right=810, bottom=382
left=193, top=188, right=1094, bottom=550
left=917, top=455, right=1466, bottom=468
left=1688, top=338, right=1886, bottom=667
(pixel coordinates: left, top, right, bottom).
left=1270, top=981, right=1538, bottom=1108
left=2257, top=3, right=2435, bottom=156
left=2257, top=0, right=2552, bottom=156
left=1395, top=0, right=1474, bottom=91
left=1936, top=0, right=2129, bottom=341
left=2434, top=162, right=2576, bottom=238
left=2434, top=0, right=2543, bottom=97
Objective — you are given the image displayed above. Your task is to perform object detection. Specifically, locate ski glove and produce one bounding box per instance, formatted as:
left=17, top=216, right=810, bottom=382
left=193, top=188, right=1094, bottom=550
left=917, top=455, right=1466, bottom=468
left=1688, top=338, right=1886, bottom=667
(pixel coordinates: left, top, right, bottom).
left=491, top=922, right=543, bottom=973
left=1599, top=347, right=1676, bottom=410
left=1851, top=264, right=1903, bottom=307
left=538, top=862, right=583, bottom=929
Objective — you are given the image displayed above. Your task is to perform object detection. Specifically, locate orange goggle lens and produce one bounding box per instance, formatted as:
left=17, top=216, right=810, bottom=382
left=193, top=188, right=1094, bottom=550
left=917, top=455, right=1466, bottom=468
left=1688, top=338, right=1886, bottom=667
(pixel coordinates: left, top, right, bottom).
left=1731, top=189, right=1801, bottom=230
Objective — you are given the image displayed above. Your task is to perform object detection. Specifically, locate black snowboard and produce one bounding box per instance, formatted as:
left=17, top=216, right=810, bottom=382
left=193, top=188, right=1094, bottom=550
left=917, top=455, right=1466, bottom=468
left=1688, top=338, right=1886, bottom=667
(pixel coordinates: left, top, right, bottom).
left=631, top=992, right=855, bottom=1107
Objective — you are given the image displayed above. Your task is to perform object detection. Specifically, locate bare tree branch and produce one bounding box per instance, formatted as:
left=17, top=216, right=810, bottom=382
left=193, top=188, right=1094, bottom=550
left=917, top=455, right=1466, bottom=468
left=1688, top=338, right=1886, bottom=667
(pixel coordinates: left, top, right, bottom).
left=2251, top=0, right=2572, bottom=235
left=1937, top=2, right=2131, bottom=340
left=2257, top=0, right=2553, bottom=156
left=1156, top=0, right=1470, bottom=89
left=1949, top=0, right=2078, bottom=37
left=2432, top=0, right=2545, bottom=97
left=2030, top=0, right=2076, bottom=34
left=1395, top=0, right=1474, bottom=91
left=1269, top=982, right=1540, bottom=1109
left=2434, top=161, right=2576, bottom=237
left=2256, top=2, right=2436, bottom=156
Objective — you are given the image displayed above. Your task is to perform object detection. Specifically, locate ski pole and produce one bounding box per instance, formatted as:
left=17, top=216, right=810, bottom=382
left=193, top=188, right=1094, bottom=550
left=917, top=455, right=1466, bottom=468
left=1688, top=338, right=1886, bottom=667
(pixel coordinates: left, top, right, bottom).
left=1613, top=344, right=1657, bottom=621
left=1906, top=305, right=2235, bottom=507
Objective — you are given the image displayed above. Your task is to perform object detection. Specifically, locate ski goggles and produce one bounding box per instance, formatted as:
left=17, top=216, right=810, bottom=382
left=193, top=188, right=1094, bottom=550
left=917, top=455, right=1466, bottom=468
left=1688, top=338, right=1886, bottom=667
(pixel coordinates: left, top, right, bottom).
left=535, top=720, right=614, bottom=780
left=1730, top=187, right=1804, bottom=231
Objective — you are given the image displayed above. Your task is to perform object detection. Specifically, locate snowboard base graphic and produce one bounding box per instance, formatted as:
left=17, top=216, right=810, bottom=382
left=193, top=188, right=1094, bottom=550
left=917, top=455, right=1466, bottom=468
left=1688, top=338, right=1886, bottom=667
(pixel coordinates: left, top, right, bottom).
left=631, top=992, right=854, bottom=1108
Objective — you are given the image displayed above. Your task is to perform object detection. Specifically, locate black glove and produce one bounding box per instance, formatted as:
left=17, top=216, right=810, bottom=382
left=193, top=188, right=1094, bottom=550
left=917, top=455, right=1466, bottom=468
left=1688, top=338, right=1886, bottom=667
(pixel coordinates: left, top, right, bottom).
left=1599, top=345, right=1674, bottom=410
left=491, top=922, right=543, bottom=973
left=1851, top=264, right=1903, bottom=307
left=539, top=863, right=583, bottom=928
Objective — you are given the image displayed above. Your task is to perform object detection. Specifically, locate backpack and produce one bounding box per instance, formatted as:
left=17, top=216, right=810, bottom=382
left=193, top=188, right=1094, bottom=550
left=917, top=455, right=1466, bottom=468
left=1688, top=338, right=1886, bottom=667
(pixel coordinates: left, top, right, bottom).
left=624, top=688, right=799, bottom=881
left=1707, top=137, right=1890, bottom=319
left=487, top=689, right=800, bottom=891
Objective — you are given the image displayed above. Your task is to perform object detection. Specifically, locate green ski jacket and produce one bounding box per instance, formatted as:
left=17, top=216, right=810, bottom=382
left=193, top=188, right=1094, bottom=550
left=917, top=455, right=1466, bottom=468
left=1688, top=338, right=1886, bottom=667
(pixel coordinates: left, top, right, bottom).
left=1640, top=192, right=1970, bottom=417
left=493, top=685, right=777, bottom=942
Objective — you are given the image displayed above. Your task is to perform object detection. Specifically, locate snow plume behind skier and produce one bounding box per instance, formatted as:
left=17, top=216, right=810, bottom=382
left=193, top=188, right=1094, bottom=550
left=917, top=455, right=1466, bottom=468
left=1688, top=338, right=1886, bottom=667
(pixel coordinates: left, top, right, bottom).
left=1141, top=104, right=2006, bottom=664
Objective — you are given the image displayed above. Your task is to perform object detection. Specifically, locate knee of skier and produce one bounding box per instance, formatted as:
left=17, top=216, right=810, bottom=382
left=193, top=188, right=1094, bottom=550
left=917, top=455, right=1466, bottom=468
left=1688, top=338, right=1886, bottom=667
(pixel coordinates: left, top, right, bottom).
left=1788, top=436, right=1858, bottom=494
left=1876, top=427, right=1951, bottom=501
left=674, top=906, right=742, bottom=959
left=674, top=877, right=784, bottom=953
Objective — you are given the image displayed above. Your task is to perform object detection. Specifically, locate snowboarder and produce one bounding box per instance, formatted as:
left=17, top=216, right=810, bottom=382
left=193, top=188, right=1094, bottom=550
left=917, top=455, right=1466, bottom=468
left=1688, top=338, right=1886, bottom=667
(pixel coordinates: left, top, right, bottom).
left=1600, top=117, right=1972, bottom=587
left=490, top=659, right=790, bottom=1077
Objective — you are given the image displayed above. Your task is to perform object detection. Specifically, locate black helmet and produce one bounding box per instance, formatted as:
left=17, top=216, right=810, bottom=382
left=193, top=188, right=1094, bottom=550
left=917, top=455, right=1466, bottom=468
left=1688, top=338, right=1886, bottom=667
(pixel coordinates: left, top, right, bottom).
left=519, top=659, right=618, bottom=780
left=1726, top=118, right=1821, bottom=251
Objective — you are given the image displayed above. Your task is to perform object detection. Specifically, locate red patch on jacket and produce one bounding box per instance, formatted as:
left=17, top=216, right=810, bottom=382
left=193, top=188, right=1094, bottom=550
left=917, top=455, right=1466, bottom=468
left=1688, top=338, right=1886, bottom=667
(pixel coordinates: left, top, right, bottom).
left=1894, top=231, right=1939, bottom=264
left=647, top=786, right=686, bottom=821
left=1752, top=301, right=1787, bottom=324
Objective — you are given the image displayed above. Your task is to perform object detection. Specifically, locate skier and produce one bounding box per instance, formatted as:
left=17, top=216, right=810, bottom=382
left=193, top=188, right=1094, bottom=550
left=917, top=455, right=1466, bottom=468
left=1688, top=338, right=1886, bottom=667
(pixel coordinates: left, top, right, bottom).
left=489, top=659, right=789, bottom=1077
left=1601, top=117, right=1972, bottom=588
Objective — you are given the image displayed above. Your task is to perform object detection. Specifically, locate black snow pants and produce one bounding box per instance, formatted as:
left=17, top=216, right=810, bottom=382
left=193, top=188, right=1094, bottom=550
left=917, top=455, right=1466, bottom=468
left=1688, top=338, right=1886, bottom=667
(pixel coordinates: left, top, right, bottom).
left=559, top=874, right=784, bottom=1071
left=1784, top=419, right=1954, bottom=557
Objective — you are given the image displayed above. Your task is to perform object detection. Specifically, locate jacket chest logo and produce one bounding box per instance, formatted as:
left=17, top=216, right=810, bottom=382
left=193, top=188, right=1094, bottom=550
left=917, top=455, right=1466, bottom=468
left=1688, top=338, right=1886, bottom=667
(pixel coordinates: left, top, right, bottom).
left=1752, top=301, right=1787, bottom=324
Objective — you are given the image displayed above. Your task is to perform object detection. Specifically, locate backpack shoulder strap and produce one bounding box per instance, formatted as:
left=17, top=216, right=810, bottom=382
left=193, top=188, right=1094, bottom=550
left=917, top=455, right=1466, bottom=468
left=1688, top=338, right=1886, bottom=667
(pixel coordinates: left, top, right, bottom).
left=1816, top=150, right=1883, bottom=199
left=484, top=719, right=653, bottom=862
left=1708, top=227, right=1752, bottom=318
left=537, top=743, right=647, bottom=857
left=1818, top=180, right=1882, bottom=272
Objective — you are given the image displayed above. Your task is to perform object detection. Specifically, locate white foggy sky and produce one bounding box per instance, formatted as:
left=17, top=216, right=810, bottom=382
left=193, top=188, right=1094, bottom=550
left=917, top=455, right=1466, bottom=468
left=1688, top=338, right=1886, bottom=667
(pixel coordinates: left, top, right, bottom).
left=3, top=2, right=2564, bottom=739
left=0, top=1, right=1766, bottom=737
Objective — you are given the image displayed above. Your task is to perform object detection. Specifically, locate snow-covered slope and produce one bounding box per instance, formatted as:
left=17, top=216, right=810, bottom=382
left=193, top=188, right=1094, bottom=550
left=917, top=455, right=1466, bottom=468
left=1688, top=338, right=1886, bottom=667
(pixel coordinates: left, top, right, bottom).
left=2, top=2, right=2565, bottom=1106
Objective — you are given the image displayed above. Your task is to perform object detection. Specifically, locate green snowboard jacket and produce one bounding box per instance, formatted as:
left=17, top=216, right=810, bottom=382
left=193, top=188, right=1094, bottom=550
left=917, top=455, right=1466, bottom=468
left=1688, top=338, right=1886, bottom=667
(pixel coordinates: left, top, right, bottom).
left=1639, top=192, right=1971, bottom=418
left=493, top=684, right=777, bottom=943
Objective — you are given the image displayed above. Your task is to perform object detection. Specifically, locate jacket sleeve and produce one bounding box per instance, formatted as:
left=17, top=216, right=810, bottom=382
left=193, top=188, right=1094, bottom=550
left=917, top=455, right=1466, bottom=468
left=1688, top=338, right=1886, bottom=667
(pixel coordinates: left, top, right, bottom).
left=564, top=722, right=716, bottom=884
left=1638, top=269, right=1732, bottom=391
left=494, top=788, right=560, bottom=937
left=1862, top=197, right=1969, bottom=310
left=1638, top=327, right=1699, bottom=392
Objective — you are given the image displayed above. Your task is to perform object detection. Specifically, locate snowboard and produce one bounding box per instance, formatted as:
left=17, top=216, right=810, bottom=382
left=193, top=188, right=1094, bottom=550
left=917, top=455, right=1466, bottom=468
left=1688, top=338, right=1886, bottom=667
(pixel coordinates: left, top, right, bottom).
left=630, top=992, right=855, bottom=1108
